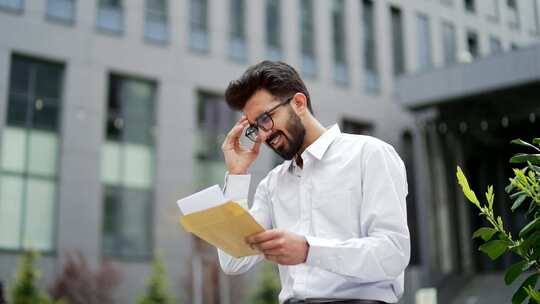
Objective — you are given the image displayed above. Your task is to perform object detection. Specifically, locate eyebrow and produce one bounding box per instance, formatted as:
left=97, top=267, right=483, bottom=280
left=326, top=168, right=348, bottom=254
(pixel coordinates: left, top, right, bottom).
left=246, top=103, right=279, bottom=125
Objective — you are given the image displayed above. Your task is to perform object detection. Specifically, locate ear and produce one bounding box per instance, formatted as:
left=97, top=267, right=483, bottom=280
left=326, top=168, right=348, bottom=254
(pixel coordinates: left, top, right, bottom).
left=290, top=93, right=308, bottom=117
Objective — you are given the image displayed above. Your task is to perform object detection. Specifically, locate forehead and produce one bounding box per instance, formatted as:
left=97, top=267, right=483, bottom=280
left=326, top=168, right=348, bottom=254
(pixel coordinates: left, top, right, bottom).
left=243, top=90, right=280, bottom=122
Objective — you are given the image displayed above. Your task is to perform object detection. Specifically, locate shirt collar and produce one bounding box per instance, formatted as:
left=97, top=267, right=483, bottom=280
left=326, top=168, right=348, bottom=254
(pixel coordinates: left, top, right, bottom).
left=304, top=124, right=341, bottom=161
left=283, top=124, right=341, bottom=171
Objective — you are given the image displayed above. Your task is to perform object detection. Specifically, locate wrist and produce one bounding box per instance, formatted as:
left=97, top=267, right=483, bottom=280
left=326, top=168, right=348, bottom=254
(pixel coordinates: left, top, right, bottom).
left=229, top=169, right=247, bottom=175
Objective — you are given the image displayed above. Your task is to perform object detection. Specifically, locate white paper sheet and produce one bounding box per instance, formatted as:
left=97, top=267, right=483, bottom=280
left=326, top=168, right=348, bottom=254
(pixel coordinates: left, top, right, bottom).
left=176, top=184, right=227, bottom=215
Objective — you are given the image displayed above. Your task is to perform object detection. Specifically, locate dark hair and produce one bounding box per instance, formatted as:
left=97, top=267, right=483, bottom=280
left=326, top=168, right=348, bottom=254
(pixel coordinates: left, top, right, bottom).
left=224, top=61, right=313, bottom=113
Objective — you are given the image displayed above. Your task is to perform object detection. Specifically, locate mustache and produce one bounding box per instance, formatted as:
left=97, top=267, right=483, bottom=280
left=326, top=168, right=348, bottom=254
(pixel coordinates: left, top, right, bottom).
left=266, top=131, right=282, bottom=144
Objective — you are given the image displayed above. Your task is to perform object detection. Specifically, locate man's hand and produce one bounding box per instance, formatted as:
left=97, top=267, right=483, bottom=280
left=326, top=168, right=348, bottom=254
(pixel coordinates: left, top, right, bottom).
left=222, top=116, right=262, bottom=175
left=246, top=229, right=309, bottom=265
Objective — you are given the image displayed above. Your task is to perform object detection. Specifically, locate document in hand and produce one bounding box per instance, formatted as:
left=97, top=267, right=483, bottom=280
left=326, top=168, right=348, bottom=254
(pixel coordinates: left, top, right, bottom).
left=176, top=185, right=265, bottom=258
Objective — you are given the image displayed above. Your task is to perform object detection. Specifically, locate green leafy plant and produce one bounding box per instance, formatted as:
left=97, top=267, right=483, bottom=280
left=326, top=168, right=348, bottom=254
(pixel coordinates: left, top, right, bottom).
left=137, top=254, right=175, bottom=304
left=9, top=250, right=54, bottom=304
left=457, top=138, right=540, bottom=304
left=250, top=262, right=281, bottom=304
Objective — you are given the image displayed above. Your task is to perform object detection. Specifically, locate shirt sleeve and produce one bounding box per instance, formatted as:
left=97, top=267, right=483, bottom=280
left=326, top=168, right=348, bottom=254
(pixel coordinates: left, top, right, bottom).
left=304, top=142, right=410, bottom=282
left=217, top=173, right=274, bottom=275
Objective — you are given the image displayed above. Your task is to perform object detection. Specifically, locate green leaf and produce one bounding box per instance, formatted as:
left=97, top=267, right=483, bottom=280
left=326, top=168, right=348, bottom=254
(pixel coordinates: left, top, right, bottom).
left=525, top=286, right=540, bottom=303
left=511, top=154, right=540, bottom=165
left=512, top=273, right=539, bottom=304
left=512, top=195, right=528, bottom=212
left=473, top=227, right=497, bottom=241
left=530, top=165, right=540, bottom=175
left=519, top=216, right=540, bottom=238
left=511, top=139, right=540, bottom=152
left=511, top=191, right=527, bottom=199
left=498, top=216, right=504, bottom=227
left=456, top=166, right=481, bottom=207
left=533, top=138, right=540, bottom=147
left=479, top=240, right=508, bottom=260
left=505, top=260, right=528, bottom=285
left=520, top=231, right=540, bottom=252
left=527, top=203, right=537, bottom=217
left=486, top=185, right=494, bottom=209
left=506, top=183, right=516, bottom=193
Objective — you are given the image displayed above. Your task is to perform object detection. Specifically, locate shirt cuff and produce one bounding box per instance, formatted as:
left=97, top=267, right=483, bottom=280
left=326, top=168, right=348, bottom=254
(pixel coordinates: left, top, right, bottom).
left=304, top=235, right=340, bottom=273
left=223, top=172, right=251, bottom=209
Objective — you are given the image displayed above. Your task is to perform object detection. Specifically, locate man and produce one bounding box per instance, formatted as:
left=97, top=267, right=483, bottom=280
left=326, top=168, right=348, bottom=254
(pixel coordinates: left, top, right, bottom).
left=218, top=61, right=410, bottom=304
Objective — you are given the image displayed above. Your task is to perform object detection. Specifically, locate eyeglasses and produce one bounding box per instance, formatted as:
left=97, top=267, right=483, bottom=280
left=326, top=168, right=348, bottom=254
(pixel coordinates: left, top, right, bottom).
left=245, top=96, right=293, bottom=142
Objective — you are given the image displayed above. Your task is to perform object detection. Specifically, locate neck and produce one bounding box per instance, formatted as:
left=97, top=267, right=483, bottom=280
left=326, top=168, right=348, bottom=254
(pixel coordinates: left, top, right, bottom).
left=295, top=116, right=326, bottom=167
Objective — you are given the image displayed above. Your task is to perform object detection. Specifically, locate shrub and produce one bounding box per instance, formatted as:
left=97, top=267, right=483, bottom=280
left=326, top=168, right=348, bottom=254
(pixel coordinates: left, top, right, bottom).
left=250, top=262, right=281, bottom=304
left=457, top=138, right=540, bottom=304
left=9, top=250, right=54, bottom=304
left=49, top=251, right=121, bottom=304
left=137, top=254, right=175, bottom=304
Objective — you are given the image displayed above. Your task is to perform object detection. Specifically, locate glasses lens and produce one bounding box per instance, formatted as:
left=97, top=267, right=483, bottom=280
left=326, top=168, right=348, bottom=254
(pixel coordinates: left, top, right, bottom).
left=245, top=126, right=258, bottom=142
left=257, top=114, right=273, bottom=132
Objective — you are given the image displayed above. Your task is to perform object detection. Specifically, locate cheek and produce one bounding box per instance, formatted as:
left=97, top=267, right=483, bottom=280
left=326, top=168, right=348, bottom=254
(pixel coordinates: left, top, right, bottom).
left=272, top=121, right=292, bottom=140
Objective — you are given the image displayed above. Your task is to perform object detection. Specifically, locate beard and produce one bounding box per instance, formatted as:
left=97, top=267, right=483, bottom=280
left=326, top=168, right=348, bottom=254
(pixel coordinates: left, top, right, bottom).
left=265, top=108, right=306, bottom=160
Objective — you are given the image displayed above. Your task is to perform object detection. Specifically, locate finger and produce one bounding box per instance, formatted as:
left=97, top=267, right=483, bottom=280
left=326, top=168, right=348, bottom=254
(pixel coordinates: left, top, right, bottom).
left=250, top=139, right=262, bottom=154
left=264, top=254, right=280, bottom=264
left=246, top=229, right=281, bottom=245
left=257, top=238, right=282, bottom=251
left=262, top=248, right=284, bottom=255
left=224, top=120, right=249, bottom=147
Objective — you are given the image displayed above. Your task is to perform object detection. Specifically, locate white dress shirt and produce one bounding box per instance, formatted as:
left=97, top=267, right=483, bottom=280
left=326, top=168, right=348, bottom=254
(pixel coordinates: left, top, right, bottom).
left=218, top=124, right=410, bottom=303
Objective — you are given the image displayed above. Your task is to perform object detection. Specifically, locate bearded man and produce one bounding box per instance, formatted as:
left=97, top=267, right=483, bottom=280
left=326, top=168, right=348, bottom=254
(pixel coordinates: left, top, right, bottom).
left=218, top=61, right=410, bottom=304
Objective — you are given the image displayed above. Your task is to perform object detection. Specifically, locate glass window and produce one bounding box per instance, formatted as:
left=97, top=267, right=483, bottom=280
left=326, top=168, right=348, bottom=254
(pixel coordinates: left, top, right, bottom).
left=332, top=0, right=348, bottom=85
left=97, top=0, right=124, bottom=33
left=466, top=30, right=480, bottom=59
left=363, top=0, right=378, bottom=93
left=102, top=74, right=156, bottom=259
left=145, top=0, right=169, bottom=43
left=342, top=119, right=372, bottom=135
left=390, top=6, right=405, bottom=76
left=229, top=0, right=247, bottom=62
left=417, top=14, right=432, bottom=71
left=193, top=92, right=236, bottom=303
left=195, top=92, right=236, bottom=187
left=266, top=0, right=282, bottom=60
left=528, top=0, right=540, bottom=35
left=23, top=178, right=56, bottom=251
left=189, top=0, right=209, bottom=52
left=507, top=0, right=520, bottom=28
left=299, top=0, right=317, bottom=78
left=0, top=55, right=63, bottom=252
left=486, top=0, right=500, bottom=21
left=489, top=36, right=503, bottom=54
left=0, top=175, right=24, bottom=249
left=442, top=21, right=457, bottom=65
left=0, top=0, right=23, bottom=11
left=47, top=0, right=75, bottom=22
left=441, top=0, right=453, bottom=6
left=464, top=0, right=475, bottom=13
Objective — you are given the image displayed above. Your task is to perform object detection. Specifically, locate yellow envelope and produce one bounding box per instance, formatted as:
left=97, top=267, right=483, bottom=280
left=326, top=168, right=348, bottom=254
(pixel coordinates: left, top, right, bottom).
left=179, top=201, right=265, bottom=258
